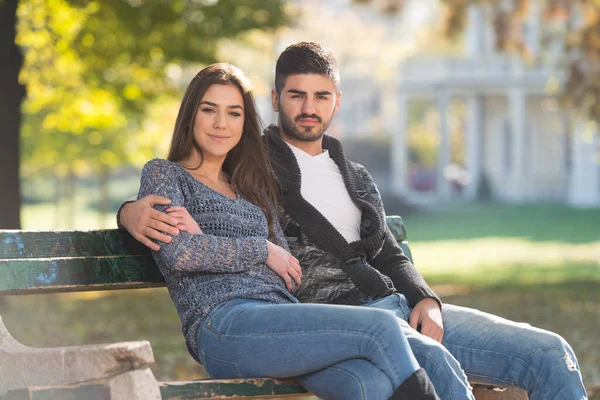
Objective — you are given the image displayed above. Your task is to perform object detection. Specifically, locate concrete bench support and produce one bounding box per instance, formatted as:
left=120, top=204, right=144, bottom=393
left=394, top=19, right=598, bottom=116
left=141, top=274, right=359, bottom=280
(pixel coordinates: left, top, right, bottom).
left=4, top=368, right=161, bottom=400
left=0, top=315, right=160, bottom=398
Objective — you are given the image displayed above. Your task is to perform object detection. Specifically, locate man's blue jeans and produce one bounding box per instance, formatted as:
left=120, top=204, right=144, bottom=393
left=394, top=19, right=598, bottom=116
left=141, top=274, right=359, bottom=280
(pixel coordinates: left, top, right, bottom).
left=196, top=298, right=424, bottom=400
left=364, top=293, right=588, bottom=400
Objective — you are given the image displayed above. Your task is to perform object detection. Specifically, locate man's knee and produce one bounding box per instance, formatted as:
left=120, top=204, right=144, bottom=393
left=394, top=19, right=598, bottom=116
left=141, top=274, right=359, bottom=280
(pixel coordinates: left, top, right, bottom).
left=523, top=331, right=580, bottom=374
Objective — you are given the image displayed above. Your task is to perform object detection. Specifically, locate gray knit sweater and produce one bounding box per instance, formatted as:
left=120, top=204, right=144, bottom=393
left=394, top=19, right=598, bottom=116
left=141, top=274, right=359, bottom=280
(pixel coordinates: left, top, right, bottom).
left=138, top=159, right=298, bottom=362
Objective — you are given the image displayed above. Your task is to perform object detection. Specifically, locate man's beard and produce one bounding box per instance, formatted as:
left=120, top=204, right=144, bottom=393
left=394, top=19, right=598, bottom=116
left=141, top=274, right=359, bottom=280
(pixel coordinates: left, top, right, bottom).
left=279, top=106, right=333, bottom=143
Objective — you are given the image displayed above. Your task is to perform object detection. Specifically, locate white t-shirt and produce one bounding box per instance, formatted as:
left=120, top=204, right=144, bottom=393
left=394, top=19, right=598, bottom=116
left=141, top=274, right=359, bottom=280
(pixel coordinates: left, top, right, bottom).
left=286, top=142, right=362, bottom=243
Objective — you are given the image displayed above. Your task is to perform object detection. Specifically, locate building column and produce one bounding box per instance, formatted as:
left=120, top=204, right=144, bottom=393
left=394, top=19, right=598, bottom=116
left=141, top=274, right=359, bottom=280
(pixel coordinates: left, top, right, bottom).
left=509, top=88, right=527, bottom=201
left=391, top=93, right=409, bottom=196
left=568, top=120, right=600, bottom=207
left=464, top=95, right=483, bottom=200
left=436, top=90, right=452, bottom=199
left=465, top=5, right=484, bottom=56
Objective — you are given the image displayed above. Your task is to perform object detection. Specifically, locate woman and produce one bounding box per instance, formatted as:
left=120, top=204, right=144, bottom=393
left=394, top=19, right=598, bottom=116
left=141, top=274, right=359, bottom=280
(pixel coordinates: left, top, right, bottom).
left=137, top=63, right=439, bottom=400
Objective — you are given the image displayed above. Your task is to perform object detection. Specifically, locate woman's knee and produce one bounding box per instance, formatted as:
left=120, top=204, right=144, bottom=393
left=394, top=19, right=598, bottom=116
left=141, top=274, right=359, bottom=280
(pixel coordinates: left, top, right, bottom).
left=366, top=308, right=404, bottom=337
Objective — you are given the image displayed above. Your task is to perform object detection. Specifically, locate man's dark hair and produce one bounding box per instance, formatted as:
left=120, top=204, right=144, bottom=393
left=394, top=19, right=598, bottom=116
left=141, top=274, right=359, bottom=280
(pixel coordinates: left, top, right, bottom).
left=275, top=41, right=340, bottom=94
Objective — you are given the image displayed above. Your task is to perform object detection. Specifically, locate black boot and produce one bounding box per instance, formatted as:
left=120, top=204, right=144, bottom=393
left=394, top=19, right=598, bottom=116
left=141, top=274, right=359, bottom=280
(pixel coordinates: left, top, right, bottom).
left=389, top=368, right=440, bottom=400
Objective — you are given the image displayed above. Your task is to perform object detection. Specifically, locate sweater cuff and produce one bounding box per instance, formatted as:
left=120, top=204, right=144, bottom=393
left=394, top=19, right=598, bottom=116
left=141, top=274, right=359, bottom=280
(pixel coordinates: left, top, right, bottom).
left=409, top=289, right=442, bottom=310
left=116, top=196, right=137, bottom=230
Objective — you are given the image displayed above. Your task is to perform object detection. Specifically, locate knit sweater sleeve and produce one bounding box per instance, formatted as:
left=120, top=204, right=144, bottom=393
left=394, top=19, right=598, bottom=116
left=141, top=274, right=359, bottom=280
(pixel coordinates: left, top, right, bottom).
left=138, top=159, right=269, bottom=274
left=354, top=164, right=441, bottom=308
left=370, top=226, right=441, bottom=308
left=115, top=196, right=137, bottom=230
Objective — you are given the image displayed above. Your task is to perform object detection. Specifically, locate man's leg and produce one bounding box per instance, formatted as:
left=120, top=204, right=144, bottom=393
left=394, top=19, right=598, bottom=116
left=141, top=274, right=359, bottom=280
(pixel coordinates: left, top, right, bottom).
left=442, top=304, right=587, bottom=400
left=363, top=294, right=475, bottom=400
left=297, top=359, right=394, bottom=400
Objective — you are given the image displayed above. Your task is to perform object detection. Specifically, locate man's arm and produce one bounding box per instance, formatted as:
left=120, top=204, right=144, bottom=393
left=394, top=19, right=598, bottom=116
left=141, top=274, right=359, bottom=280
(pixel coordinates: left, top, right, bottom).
left=371, top=227, right=444, bottom=342
left=117, top=195, right=180, bottom=251
left=355, top=162, right=444, bottom=341
left=371, top=226, right=441, bottom=308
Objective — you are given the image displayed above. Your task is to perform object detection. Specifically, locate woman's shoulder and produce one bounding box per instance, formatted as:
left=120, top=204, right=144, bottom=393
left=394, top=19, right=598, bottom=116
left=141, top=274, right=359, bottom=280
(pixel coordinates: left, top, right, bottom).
left=142, top=158, right=181, bottom=176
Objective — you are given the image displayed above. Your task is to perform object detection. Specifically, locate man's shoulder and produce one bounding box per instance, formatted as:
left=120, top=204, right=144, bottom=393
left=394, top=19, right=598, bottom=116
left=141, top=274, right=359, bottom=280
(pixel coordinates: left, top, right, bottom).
left=347, top=160, right=374, bottom=181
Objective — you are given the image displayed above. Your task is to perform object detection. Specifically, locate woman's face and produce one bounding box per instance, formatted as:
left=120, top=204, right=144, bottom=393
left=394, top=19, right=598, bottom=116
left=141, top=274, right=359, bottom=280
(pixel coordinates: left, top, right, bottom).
left=193, top=83, right=244, bottom=161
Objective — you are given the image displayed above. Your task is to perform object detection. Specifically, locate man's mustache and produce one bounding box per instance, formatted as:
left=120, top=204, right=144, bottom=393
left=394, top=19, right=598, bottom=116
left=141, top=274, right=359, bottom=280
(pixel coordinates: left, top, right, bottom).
left=295, top=114, right=321, bottom=123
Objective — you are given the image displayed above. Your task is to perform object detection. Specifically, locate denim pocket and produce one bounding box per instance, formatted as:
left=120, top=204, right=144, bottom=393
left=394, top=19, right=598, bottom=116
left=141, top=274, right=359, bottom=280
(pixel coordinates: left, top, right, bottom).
left=394, top=293, right=412, bottom=321
left=201, top=350, right=244, bottom=379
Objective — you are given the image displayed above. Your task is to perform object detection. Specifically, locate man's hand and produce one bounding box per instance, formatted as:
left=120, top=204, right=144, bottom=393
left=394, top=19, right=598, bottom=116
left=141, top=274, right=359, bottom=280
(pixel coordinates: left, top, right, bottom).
left=265, top=241, right=302, bottom=292
left=120, top=195, right=179, bottom=251
left=166, top=206, right=202, bottom=235
left=409, top=298, right=444, bottom=343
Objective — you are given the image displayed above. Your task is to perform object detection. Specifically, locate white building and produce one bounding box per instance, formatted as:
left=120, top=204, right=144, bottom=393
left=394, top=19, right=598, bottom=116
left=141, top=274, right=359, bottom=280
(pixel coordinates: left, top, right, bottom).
left=390, top=3, right=600, bottom=207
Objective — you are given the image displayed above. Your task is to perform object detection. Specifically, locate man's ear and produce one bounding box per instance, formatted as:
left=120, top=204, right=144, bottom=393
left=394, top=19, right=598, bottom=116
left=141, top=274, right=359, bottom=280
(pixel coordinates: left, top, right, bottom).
left=271, top=88, right=279, bottom=112
left=333, top=91, right=342, bottom=115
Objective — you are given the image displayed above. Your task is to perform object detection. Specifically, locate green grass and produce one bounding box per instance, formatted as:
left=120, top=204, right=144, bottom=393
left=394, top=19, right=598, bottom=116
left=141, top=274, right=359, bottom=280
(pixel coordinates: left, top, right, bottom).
left=403, top=204, right=600, bottom=286
left=403, top=203, right=600, bottom=243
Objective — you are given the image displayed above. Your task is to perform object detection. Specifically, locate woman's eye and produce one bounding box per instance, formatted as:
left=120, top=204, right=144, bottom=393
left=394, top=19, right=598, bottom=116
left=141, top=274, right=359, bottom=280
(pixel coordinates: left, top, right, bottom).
left=201, top=108, right=215, bottom=113
left=229, top=112, right=242, bottom=117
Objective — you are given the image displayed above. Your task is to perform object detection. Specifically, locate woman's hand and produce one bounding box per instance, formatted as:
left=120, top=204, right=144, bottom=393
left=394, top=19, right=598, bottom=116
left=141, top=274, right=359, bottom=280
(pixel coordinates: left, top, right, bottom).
left=265, top=241, right=302, bottom=291
left=165, top=206, right=203, bottom=235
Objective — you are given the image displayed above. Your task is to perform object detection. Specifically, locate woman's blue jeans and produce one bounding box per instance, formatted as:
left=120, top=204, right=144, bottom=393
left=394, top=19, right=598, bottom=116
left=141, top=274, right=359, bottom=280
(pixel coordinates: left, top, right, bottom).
left=364, top=293, right=588, bottom=400
left=196, top=298, right=422, bottom=400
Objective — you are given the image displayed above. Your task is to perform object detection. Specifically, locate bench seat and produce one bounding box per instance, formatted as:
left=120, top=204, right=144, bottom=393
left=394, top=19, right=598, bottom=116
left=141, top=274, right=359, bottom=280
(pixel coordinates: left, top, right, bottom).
left=0, top=217, right=528, bottom=399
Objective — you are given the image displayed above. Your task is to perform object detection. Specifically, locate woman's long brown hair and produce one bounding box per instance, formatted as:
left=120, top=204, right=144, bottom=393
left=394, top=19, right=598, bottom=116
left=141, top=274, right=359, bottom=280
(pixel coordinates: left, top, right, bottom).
left=168, top=63, right=280, bottom=238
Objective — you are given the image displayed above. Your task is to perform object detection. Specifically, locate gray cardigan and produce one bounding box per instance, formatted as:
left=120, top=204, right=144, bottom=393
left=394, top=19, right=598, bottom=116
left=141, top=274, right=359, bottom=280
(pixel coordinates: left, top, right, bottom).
left=138, top=159, right=298, bottom=362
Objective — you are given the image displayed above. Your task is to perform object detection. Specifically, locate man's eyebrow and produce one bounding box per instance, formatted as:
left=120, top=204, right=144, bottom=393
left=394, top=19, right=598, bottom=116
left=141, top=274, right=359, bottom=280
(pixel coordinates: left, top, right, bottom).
left=200, top=101, right=243, bottom=110
left=287, top=89, right=306, bottom=95
left=286, top=89, right=333, bottom=96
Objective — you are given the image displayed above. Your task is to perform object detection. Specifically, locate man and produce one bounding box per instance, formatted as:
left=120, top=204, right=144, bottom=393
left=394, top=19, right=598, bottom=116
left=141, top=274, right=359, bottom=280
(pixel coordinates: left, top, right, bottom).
left=118, top=42, right=587, bottom=400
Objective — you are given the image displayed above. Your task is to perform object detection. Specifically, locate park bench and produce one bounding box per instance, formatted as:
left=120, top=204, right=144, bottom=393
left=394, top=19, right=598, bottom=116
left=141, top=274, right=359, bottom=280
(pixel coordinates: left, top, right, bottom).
left=0, top=216, right=529, bottom=399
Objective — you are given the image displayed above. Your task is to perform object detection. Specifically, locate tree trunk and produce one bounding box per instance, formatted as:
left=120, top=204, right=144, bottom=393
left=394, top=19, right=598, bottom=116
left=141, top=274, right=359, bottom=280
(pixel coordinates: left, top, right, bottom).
left=0, top=0, right=26, bottom=229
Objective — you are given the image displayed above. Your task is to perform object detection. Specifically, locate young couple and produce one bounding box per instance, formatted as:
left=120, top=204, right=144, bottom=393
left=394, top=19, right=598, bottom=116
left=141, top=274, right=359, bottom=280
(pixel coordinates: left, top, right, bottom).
left=119, top=42, right=587, bottom=400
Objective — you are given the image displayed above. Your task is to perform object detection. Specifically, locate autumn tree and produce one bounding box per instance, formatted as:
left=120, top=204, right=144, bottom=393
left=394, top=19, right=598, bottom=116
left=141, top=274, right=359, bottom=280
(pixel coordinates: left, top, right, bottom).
left=357, top=0, right=600, bottom=123
left=0, top=0, right=288, bottom=228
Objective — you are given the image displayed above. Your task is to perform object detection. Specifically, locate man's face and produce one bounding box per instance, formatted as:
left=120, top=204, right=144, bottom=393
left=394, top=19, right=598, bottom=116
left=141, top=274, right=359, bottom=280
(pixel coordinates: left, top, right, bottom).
left=271, top=74, right=341, bottom=143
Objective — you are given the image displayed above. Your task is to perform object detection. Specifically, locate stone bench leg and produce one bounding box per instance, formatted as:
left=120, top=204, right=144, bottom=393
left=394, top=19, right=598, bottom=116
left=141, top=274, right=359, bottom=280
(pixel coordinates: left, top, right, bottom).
left=0, top=315, right=159, bottom=396
left=4, top=367, right=161, bottom=400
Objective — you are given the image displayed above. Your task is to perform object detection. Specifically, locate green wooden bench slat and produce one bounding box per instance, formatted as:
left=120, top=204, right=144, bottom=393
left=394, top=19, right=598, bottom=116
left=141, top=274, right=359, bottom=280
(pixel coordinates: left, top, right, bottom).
left=159, top=378, right=308, bottom=399
left=385, top=216, right=407, bottom=242
left=399, top=242, right=414, bottom=264
left=0, top=230, right=149, bottom=259
left=0, top=216, right=410, bottom=295
left=3, top=384, right=108, bottom=400
left=1, top=217, right=406, bottom=260
left=0, top=256, right=164, bottom=294
left=0, top=216, right=410, bottom=296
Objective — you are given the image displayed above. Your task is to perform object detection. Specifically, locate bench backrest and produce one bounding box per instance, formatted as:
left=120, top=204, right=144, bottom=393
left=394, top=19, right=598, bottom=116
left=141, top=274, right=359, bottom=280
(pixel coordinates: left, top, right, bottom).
left=0, top=216, right=411, bottom=295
